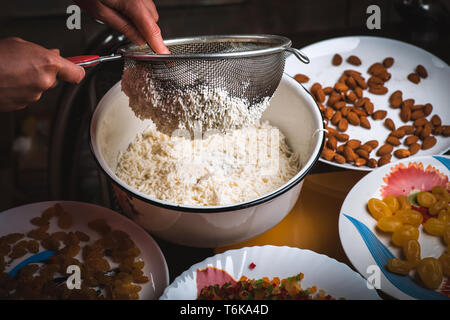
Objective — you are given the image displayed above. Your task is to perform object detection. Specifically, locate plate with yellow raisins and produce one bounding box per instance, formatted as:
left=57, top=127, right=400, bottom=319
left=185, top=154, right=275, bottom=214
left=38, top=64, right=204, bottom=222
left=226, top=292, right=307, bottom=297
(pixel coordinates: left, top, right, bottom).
left=339, top=155, right=450, bottom=300
left=0, top=201, right=169, bottom=300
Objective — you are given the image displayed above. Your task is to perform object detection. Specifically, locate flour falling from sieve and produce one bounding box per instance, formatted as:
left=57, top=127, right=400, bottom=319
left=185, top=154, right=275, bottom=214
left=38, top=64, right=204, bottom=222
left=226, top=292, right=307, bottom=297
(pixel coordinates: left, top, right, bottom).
left=121, top=61, right=270, bottom=135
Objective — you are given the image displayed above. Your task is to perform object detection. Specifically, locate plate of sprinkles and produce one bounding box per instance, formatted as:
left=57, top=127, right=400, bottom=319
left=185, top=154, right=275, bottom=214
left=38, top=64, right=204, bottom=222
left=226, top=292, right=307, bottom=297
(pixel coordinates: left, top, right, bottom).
left=339, top=155, right=450, bottom=300
left=0, top=201, right=169, bottom=300
left=285, top=36, right=450, bottom=171
left=159, top=245, right=380, bottom=300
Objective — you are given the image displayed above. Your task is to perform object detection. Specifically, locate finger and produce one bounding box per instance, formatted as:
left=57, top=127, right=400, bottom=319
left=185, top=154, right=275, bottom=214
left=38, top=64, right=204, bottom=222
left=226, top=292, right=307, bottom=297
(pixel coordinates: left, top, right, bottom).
left=55, top=56, right=86, bottom=84
left=50, top=48, right=60, bottom=55
left=142, top=0, right=159, bottom=22
left=96, top=4, right=147, bottom=47
left=117, top=1, right=169, bottom=54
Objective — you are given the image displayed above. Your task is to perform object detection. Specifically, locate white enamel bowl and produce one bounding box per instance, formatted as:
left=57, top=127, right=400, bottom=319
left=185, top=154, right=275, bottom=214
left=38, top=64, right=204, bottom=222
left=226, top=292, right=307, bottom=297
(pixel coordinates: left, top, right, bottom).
left=89, top=74, right=325, bottom=247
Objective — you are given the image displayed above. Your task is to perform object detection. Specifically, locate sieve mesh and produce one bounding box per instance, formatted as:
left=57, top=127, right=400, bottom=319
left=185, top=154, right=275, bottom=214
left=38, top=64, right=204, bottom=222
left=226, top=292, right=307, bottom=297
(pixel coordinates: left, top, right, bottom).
left=121, top=36, right=293, bottom=105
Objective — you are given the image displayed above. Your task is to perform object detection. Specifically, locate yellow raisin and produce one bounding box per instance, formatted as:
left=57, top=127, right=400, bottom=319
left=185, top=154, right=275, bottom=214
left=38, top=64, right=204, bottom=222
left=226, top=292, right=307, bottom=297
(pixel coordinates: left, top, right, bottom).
left=368, top=198, right=392, bottom=220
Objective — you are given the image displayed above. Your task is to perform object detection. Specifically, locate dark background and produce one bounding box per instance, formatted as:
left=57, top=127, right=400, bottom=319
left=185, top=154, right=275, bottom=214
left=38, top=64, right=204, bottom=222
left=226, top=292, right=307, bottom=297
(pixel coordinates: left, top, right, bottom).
left=0, top=0, right=449, bottom=282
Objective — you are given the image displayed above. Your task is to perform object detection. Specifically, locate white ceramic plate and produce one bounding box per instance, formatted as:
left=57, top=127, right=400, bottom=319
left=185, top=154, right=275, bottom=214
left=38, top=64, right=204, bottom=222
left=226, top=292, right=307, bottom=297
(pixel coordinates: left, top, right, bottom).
left=339, top=155, right=450, bottom=300
left=159, top=245, right=381, bottom=300
left=286, top=36, right=450, bottom=171
left=0, top=201, right=169, bottom=299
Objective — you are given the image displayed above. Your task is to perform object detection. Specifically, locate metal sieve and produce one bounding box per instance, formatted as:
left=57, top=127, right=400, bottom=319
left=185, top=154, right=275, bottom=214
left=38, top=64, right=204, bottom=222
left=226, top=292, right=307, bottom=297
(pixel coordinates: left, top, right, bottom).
left=68, top=34, right=309, bottom=104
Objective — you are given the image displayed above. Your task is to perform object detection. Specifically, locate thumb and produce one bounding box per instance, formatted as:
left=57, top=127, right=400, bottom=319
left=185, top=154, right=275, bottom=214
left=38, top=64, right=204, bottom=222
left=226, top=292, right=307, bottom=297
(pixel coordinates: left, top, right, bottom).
left=56, top=56, right=86, bottom=84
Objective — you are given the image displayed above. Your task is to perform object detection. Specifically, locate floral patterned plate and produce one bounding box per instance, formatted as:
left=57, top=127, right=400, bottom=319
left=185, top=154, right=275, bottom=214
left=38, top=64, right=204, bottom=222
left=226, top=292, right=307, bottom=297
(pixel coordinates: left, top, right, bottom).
left=339, top=155, right=450, bottom=300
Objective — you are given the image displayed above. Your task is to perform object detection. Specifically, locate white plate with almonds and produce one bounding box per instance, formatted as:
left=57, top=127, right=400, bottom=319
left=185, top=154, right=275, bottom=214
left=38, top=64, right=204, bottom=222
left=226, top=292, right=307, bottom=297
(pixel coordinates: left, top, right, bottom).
left=285, top=36, right=450, bottom=171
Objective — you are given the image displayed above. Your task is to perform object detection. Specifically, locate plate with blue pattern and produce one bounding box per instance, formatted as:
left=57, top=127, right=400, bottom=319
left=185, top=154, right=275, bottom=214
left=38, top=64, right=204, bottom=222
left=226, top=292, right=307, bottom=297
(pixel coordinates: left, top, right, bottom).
left=339, top=155, right=450, bottom=300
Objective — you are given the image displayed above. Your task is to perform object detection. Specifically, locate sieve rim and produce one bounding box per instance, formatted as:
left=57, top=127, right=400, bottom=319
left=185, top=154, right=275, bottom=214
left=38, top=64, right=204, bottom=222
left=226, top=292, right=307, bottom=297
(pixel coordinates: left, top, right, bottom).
left=118, top=34, right=292, bottom=60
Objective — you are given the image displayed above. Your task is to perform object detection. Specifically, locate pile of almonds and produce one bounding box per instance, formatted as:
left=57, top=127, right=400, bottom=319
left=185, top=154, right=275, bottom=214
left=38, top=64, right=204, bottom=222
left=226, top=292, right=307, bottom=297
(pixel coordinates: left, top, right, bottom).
left=295, top=54, right=450, bottom=168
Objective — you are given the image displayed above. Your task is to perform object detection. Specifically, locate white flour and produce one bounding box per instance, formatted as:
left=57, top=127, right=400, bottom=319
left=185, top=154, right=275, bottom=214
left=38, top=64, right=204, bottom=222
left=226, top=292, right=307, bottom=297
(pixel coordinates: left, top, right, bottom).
left=115, top=121, right=300, bottom=206
left=121, top=62, right=270, bottom=136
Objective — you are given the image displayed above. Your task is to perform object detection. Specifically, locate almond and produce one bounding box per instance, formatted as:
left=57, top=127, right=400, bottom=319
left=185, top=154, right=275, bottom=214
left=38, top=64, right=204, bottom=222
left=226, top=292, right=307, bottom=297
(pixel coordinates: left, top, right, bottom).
left=404, top=135, right=419, bottom=146
left=431, top=115, right=442, bottom=127
left=367, top=158, right=378, bottom=168
left=354, top=75, right=368, bottom=89
left=368, top=76, right=384, bottom=87
left=409, top=143, right=421, bottom=155
left=334, top=82, right=349, bottom=93
left=355, top=158, right=367, bottom=167
left=382, top=57, right=394, bottom=68
left=364, top=100, right=374, bottom=115
left=326, top=126, right=338, bottom=137
left=321, top=148, right=335, bottom=161
left=402, top=99, right=415, bottom=108
left=352, top=108, right=367, bottom=117
left=433, top=126, right=443, bottom=136
left=372, top=110, right=387, bottom=120
left=394, top=149, right=411, bottom=159
left=390, top=129, right=406, bottom=139
left=358, top=144, right=372, bottom=153
left=407, top=73, right=420, bottom=84
left=360, top=116, right=371, bottom=129
left=310, top=83, right=322, bottom=94
left=347, top=112, right=360, bottom=126
left=345, top=76, right=357, bottom=90
left=338, top=118, right=348, bottom=132
left=398, top=125, right=415, bottom=135
left=378, top=154, right=392, bottom=166
left=364, top=140, right=379, bottom=150
left=327, top=136, right=338, bottom=150
left=325, top=107, right=334, bottom=120
left=346, top=91, right=357, bottom=103
left=338, top=74, right=348, bottom=83
left=327, top=92, right=341, bottom=106
left=389, top=90, right=403, bottom=108
left=420, top=123, right=432, bottom=139
left=336, top=133, right=349, bottom=142
left=334, top=101, right=346, bottom=110
left=314, top=88, right=326, bottom=103
left=347, top=55, right=362, bottom=66
left=356, top=148, right=369, bottom=160
left=368, top=63, right=385, bottom=76
left=344, top=70, right=361, bottom=77
left=416, top=65, right=428, bottom=78
left=346, top=139, right=362, bottom=149
left=424, top=103, right=433, bottom=116
left=411, top=110, right=425, bottom=121
left=422, top=136, right=437, bottom=150
left=413, top=118, right=428, bottom=127
left=384, top=118, right=396, bottom=131
left=377, top=144, right=393, bottom=156
left=331, top=110, right=342, bottom=125
left=294, top=73, right=309, bottom=83
left=341, top=106, right=351, bottom=117
left=332, top=54, right=343, bottom=66
left=414, top=126, right=423, bottom=137
left=386, top=136, right=401, bottom=146
left=369, top=85, right=388, bottom=95
left=333, top=154, right=346, bottom=164
left=343, top=146, right=358, bottom=162
left=323, top=86, right=333, bottom=95
left=400, top=104, right=411, bottom=123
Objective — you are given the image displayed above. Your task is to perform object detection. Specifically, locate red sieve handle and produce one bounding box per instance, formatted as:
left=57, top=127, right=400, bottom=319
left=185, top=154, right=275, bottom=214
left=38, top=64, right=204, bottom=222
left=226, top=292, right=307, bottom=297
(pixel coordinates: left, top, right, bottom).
left=67, top=55, right=101, bottom=67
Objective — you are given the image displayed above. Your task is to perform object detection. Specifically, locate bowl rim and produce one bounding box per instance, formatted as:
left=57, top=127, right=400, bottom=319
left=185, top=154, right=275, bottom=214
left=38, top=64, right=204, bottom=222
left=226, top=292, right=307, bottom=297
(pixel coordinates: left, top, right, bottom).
left=88, top=73, right=325, bottom=213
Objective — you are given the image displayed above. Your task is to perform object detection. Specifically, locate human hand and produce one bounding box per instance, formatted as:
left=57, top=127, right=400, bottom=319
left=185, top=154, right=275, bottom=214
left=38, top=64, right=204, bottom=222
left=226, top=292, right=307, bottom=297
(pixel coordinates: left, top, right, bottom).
left=0, top=37, right=85, bottom=112
left=74, top=0, right=169, bottom=54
